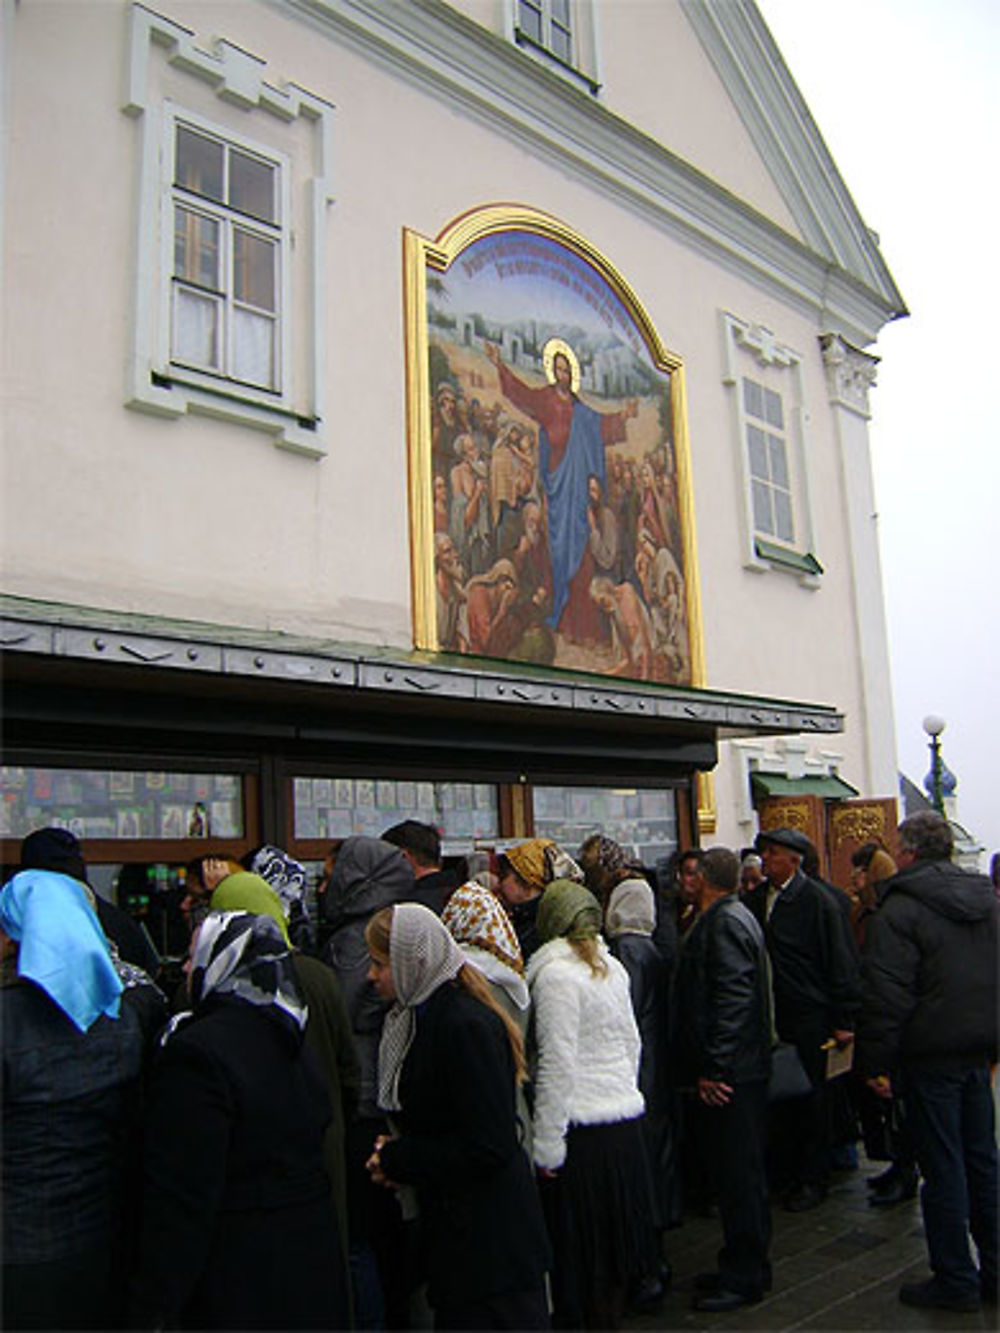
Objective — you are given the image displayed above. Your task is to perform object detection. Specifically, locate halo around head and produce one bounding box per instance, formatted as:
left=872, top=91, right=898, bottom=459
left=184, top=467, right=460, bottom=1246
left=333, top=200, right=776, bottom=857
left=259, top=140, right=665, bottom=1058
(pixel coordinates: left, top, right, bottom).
left=542, top=338, right=581, bottom=394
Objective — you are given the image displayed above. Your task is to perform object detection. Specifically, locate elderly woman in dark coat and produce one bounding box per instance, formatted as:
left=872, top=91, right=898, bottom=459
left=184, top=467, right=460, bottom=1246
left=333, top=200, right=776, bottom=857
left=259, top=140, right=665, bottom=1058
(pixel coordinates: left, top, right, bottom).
left=1, top=869, right=166, bottom=1332
left=365, top=902, right=551, bottom=1330
left=211, top=873, right=359, bottom=1292
left=130, top=911, right=347, bottom=1330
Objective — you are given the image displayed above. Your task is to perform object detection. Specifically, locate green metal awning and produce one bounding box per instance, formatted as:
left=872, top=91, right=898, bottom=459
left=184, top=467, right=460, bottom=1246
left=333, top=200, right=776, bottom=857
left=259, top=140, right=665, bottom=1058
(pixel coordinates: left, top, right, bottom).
left=751, top=773, right=858, bottom=799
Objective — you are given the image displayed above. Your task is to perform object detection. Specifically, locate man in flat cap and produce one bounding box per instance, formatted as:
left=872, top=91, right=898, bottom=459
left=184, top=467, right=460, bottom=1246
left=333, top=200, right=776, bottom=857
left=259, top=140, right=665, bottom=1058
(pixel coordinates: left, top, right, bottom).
left=743, top=827, right=861, bottom=1211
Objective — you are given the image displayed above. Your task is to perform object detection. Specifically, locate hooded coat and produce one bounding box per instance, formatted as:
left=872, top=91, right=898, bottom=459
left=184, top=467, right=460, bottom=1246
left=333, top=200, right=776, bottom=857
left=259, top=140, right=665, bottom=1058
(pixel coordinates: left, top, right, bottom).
left=857, top=858, right=998, bottom=1076
left=321, top=836, right=415, bottom=1117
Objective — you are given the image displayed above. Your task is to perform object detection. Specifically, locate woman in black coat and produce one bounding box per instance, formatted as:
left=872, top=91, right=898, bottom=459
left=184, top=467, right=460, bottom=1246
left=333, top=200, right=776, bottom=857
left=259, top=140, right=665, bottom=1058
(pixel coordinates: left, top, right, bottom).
left=364, top=902, right=551, bottom=1331
left=129, top=911, right=348, bottom=1331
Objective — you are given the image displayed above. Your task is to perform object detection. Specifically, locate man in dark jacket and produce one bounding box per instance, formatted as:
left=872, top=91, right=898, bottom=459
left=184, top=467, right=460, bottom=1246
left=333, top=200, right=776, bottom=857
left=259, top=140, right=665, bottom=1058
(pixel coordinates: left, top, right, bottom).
left=743, top=827, right=861, bottom=1211
left=381, top=820, right=459, bottom=916
left=674, top=847, right=773, bottom=1311
left=20, top=827, right=160, bottom=975
left=857, top=812, right=998, bottom=1313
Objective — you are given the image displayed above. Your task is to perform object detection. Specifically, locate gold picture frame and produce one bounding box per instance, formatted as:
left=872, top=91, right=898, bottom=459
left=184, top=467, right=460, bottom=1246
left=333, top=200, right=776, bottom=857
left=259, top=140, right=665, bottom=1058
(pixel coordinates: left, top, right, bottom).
left=404, top=203, right=705, bottom=691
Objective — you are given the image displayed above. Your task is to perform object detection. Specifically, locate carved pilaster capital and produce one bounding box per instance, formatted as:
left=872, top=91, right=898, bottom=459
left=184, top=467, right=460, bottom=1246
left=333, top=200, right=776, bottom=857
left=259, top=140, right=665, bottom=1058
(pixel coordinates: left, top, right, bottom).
left=820, top=333, right=879, bottom=418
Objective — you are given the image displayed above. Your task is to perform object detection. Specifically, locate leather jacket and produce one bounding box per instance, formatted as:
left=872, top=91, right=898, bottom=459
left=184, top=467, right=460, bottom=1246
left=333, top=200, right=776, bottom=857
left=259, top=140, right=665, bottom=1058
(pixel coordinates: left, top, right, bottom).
left=672, top=895, right=772, bottom=1086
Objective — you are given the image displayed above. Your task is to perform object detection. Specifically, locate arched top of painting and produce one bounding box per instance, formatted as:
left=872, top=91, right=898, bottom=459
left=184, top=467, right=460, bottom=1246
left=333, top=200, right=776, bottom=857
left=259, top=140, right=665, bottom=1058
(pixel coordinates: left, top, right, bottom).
left=423, top=203, right=681, bottom=376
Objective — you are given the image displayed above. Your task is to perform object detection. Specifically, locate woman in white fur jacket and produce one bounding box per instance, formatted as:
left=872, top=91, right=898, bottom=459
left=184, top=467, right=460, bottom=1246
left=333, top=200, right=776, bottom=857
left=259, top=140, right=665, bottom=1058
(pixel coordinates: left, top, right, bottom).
left=527, top=878, right=658, bottom=1329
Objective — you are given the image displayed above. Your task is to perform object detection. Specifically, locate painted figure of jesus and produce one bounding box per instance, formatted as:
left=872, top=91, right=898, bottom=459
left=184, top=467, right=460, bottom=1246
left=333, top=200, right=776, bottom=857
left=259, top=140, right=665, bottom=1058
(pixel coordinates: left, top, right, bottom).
left=485, top=339, right=637, bottom=644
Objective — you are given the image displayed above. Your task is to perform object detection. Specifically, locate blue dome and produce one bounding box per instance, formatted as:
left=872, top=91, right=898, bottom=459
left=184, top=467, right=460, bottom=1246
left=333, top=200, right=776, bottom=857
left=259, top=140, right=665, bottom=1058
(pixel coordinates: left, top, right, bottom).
left=924, top=760, right=957, bottom=799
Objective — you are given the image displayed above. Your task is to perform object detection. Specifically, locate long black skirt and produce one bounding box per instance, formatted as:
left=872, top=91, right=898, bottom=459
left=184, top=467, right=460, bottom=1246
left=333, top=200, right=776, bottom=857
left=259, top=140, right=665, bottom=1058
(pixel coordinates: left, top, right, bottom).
left=540, top=1116, right=657, bottom=1329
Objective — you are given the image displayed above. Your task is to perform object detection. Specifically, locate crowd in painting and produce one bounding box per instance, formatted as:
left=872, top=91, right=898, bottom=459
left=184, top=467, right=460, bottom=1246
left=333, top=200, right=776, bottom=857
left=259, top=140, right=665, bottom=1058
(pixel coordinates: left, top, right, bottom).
left=1, top=812, right=997, bottom=1328
left=430, top=344, right=690, bottom=685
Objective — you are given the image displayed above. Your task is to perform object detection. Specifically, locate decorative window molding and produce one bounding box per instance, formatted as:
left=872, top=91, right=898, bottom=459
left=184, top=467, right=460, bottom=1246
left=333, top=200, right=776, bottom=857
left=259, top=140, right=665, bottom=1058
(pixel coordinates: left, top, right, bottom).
left=505, top=0, right=601, bottom=93
left=122, top=4, right=334, bottom=456
left=721, top=311, right=821, bottom=585
left=728, top=737, right=847, bottom=832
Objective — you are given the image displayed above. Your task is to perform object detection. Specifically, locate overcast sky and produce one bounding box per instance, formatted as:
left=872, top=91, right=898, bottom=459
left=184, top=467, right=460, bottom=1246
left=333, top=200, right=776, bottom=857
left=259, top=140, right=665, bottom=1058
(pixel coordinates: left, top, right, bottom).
left=757, top=0, right=1000, bottom=865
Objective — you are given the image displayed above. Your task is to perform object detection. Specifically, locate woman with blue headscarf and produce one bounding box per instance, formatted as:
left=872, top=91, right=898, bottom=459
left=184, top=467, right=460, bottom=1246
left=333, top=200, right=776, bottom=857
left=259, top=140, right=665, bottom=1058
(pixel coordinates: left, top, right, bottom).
left=129, top=910, right=348, bottom=1330
left=1, top=868, right=167, bottom=1331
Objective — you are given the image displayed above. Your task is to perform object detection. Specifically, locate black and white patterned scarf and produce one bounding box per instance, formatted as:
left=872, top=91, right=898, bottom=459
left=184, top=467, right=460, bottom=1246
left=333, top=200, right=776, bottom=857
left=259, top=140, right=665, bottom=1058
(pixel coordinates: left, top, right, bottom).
left=248, top=845, right=308, bottom=918
left=162, top=911, right=307, bottom=1045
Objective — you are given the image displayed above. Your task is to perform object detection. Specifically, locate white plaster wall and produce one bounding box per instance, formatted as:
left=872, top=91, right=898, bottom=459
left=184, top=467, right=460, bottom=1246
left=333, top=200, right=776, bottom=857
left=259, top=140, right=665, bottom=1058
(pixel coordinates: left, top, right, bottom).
left=1, top=0, right=895, bottom=805
left=443, top=0, right=802, bottom=237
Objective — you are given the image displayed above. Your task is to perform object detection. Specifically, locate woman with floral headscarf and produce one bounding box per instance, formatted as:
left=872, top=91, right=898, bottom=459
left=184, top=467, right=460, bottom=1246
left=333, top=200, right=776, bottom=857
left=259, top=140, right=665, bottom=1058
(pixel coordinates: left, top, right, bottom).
left=528, top=878, right=656, bottom=1329
left=443, top=880, right=534, bottom=1156
left=364, top=903, right=550, bottom=1330
left=497, top=838, right=583, bottom=963
left=130, top=911, right=348, bottom=1330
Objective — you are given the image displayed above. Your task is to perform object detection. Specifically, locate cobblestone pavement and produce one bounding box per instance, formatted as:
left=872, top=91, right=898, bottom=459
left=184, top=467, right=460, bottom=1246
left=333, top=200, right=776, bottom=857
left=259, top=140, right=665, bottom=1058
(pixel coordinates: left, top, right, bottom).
left=624, top=1158, right=997, bottom=1333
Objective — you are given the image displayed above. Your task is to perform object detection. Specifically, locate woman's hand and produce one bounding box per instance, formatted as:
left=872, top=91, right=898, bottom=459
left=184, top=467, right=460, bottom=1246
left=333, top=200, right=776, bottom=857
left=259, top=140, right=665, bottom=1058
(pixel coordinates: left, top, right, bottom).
left=202, top=858, right=233, bottom=891
left=366, top=1134, right=397, bottom=1188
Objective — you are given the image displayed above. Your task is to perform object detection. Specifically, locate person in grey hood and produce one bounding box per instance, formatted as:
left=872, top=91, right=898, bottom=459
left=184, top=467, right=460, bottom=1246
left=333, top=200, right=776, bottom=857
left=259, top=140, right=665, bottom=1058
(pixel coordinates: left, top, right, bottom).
left=857, top=812, right=998, bottom=1314
left=321, top=835, right=416, bottom=1327
left=322, top=836, right=416, bottom=1118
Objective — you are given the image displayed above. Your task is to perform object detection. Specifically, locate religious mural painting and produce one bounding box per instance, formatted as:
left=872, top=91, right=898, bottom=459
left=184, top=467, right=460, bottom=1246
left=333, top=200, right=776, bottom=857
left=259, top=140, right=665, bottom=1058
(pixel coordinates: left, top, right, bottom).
left=405, top=206, right=702, bottom=687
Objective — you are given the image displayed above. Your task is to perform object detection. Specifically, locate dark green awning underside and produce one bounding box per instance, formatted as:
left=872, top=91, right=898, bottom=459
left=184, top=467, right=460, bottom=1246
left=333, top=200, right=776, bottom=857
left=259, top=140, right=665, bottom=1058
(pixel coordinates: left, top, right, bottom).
left=751, top=773, right=858, bottom=799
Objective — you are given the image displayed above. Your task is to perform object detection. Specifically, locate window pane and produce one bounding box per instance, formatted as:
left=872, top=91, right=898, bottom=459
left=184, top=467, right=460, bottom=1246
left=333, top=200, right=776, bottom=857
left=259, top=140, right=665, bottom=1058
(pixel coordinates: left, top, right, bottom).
left=232, top=307, right=275, bottom=388
left=743, top=377, right=764, bottom=419
left=518, top=0, right=542, bottom=42
left=229, top=150, right=276, bottom=224
left=532, top=784, right=677, bottom=870
left=774, top=490, right=795, bottom=543
left=768, top=435, right=790, bottom=489
left=764, top=387, right=784, bottom=429
left=0, top=765, right=243, bottom=840
left=291, top=776, right=499, bottom=844
left=747, top=425, right=768, bottom=479
left=551, top=0, right=571, bottom=25
left=752, top=479, right=774, bottom=535
left=233, top=229, right=276, bottom=311
left=174, top=287, right=220, bottom=369
left=174, top=206, right=220, bottom=290
left=550, top=22, right=572, bottom=62
left=175, top=125, right=224, bottom=203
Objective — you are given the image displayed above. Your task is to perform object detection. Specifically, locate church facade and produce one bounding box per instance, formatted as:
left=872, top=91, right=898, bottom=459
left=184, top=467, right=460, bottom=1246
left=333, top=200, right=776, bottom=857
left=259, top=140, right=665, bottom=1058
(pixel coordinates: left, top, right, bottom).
left=1, top=0, right=905, bottom=903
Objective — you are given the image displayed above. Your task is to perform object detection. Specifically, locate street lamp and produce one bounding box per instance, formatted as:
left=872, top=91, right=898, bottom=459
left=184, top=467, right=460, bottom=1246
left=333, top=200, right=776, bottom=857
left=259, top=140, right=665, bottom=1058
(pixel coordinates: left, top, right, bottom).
left=922, top=714, right=946, bottom=815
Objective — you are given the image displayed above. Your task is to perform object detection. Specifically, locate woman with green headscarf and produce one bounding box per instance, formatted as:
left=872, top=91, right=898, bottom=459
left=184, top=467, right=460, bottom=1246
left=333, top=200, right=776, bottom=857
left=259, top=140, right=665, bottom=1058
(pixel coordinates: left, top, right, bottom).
left=527, top=878, right=658, bottom=1328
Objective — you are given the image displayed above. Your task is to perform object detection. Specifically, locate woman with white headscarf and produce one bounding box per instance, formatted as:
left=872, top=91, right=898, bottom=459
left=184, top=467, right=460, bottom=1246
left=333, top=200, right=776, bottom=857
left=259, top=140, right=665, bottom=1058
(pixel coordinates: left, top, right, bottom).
left=130, top=911, right=348, bottom=1330
left=364, top=902, right=550, bottom=1330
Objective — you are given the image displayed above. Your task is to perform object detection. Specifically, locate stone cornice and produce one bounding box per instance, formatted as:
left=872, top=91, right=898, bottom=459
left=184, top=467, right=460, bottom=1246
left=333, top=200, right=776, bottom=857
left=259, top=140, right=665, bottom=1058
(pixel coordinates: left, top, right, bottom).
left=274, top=0, right=904, bottom=344
left=820, top=332, right=879, bottom=419
left=682, top=0, right=906, bottom=317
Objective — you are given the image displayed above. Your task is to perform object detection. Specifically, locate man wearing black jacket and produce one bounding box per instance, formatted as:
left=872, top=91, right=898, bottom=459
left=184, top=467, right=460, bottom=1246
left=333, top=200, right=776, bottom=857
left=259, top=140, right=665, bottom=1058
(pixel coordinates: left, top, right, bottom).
left=380, top=820, right=459, bottom=916
left=674, top=847, right=773, bottom=1312
left=743, top=827, right=861, bottom=1211
left=857, top=812, right=998, bottom=1313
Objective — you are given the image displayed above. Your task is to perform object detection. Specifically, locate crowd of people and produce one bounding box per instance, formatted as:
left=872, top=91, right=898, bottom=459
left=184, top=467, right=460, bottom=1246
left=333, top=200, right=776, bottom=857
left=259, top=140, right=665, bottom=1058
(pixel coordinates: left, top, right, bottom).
left=1, top=810, right=996, bottom=1329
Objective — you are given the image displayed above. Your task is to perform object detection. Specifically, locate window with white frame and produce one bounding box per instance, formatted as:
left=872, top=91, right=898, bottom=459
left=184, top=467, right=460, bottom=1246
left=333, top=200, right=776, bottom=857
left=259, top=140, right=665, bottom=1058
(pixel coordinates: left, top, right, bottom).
left=743, top=377, right=794, bottom=545
left=170, top=118, right=286, bottom=393
left=517, top=0, right=573, bottom=64
left=721, top=314, right=822, bottom=581
left=511, top=0, right=599, bottom=91
left=124, top=6, right=333, bottom=457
